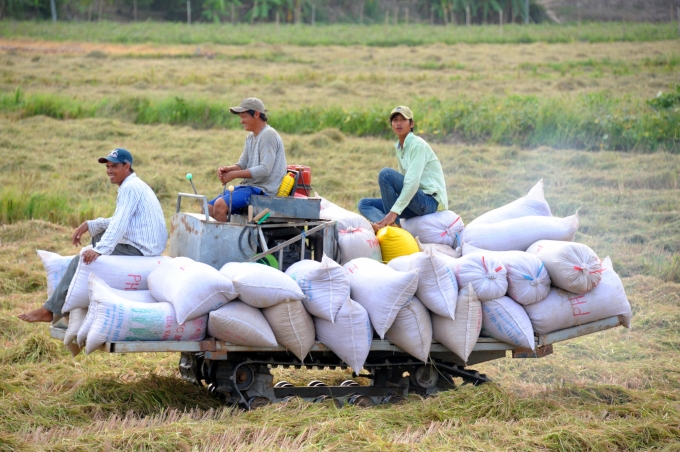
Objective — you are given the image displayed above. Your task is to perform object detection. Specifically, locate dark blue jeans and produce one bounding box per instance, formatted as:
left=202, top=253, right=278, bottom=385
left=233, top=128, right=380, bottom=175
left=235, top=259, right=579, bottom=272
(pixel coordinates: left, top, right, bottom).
left=357, top=168, right=438, bottom=224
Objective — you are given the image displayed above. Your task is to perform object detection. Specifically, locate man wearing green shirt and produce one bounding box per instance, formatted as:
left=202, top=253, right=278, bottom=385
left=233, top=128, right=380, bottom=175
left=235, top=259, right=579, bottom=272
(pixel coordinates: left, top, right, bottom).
left=358, top=106, right=448, bottom=230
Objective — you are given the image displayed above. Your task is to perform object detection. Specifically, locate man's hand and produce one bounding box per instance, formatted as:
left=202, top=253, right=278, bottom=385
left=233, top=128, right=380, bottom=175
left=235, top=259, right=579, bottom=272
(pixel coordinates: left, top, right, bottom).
left=72, top=222, right=89, bottom=246
left=373, top=211, right=398, bottom=231
left=81, top=249, right=101, bottom=265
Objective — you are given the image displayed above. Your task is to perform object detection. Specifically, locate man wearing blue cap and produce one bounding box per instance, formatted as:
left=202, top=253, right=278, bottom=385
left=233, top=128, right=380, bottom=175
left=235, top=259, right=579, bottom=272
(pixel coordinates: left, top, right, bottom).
left=19, top=148, right=168, bottom=323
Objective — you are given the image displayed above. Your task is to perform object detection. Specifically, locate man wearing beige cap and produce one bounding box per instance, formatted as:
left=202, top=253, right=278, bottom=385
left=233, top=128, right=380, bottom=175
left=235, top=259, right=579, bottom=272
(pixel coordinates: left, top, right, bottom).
left=358, top=106, right=448, bottom=230
left=208, top=97, right=287, bottom=222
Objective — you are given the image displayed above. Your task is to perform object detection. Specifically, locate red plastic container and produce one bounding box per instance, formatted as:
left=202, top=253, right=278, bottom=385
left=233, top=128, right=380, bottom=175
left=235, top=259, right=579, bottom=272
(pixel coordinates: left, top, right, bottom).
left=286, top=164, right=312, bottom=196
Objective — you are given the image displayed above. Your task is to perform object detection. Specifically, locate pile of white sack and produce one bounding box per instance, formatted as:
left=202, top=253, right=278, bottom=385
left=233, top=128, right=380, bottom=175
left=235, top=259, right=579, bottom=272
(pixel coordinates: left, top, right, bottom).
left=38, top=179, right=631, bottom=371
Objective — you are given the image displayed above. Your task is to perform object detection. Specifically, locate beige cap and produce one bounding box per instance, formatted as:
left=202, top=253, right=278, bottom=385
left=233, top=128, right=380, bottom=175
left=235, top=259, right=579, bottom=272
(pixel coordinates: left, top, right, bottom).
left=230, top=97, right=266, bottom=114
left=389, top=106, right=414, bottom=121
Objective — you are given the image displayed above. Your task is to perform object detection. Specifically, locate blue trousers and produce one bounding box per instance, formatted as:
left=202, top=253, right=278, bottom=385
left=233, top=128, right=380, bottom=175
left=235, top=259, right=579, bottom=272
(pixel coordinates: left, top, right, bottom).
left=357, top=168, right=438, bottom=224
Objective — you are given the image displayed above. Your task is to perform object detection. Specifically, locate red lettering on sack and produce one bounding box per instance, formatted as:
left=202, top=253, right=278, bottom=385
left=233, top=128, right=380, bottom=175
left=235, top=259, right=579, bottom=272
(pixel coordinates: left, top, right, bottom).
left=536, top=245, right=543, bottom=253
left=569, top=296, right=591, bottom=317
left=367, top=239, right=379, bottom=248
left=346, top=264, right=359, bottom=274
left=124, top=282, right=139, bottom=290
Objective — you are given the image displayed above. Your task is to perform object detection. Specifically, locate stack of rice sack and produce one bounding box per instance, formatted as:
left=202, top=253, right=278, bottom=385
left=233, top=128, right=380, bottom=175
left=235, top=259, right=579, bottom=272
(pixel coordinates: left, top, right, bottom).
left=455, top=180, right=631, bottom=349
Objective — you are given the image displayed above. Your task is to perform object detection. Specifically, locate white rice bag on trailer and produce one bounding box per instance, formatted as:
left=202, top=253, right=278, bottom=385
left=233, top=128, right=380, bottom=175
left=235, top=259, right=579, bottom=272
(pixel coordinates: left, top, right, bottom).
left=469, top=180, right=552, bottom=226
left=455, top=253, right=508, bottom=302
left=388, top=249, right=458, bottom=319
left=463, top=243, right=550, bottom=306
left=76, top=277, right=158, bottom=348
left=85, top=275, right=208, bottom=355
left=336, top=217, right=382, bottom=265
left=63, top=307, right=87, bottom=348
left=63, top=250, right=170, bottom=312
left=208, top=301, right=277, bottom=347
left=480, top=296, right=535, bottom=350
left=343, top=258, right=418, bottom=339
left=384, top=296, right=432, bottom=363
left=416, top=237, right=461, bottom=259
left=526, top=240, right=602, bottom=294
left=262, top=299, right=316, bottom=361
left=432, top=284, right=483, bottom=364
left=37, top=250, right=76, bottom=298
left=219, top=262, right=305, bottom=308
left=523, top=256, right=630, bottom=334
left=314, top=298, right=372, bottom=375
left=461, top=214, right=578, bottom=252
left=285, top=254, right=349, bottom=323
left=149, top=257, right=238, bottom=324
left=401, top=210, right=465, bottom=248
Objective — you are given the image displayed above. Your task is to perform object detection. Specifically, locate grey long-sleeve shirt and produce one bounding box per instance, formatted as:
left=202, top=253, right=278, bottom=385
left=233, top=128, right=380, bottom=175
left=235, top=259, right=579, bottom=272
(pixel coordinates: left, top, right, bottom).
left=235, top=125, right=287, bottom=195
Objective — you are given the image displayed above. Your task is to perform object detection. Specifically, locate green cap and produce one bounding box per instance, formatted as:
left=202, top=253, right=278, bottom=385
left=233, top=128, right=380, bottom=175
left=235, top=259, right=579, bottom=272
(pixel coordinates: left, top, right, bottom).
left=230, top=97, right=266, bottom=115
left=389, top=106, right=414, bottom=121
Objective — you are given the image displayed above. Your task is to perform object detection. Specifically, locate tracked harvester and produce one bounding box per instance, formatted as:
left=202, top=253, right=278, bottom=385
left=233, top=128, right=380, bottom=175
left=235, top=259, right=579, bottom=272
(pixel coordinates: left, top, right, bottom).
left=50, top=188, right=626, bottom=409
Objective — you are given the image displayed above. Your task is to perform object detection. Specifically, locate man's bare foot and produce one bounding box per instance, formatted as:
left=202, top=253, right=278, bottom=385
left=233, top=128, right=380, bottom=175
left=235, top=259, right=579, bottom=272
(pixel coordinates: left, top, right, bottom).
left=371, top=223, right=380, bottom=234
left=18, top=307, right=54, bottom=323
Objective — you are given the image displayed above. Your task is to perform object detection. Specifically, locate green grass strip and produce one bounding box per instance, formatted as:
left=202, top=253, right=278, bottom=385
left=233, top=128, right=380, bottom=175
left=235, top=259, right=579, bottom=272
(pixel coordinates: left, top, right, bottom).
left=2, top=89, right=678, bottom=152
left=0, top=21, right=677, bottom=46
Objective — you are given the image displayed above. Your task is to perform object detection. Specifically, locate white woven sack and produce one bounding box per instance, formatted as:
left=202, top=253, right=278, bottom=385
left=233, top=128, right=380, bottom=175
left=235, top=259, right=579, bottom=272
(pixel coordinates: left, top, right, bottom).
left=85, top=275, right=207, bottom=354
left=336, top=217, right=382, bottom=265
left=432, top=284, right=483, bottom=364
left=219, top=262, right=304, bottom=308
left=469, top=180, right=552, bottom=226
left=149, top=257, right=238, bottom=324
left=455, top=253, right=508, bottom=302
left=462, top=214, right=578, bottom=252
left=285, top=254, right=349, bottom=323
left=63, top=308, right=87, bottom=350
left=523, top=256, right=630, bottom=334
left=63, top=250, right=170, bottom=312
left=526, top=240, right=602, bottom=294
left=208, top=301, right=277, bottom=347
left=416, top=237, right=461, bottom=259
left=314, top=298, right=372, bottom=375
left=401, top=210, right=465, bottom=248
left=480, top=296, right=535, bottom=350
left=37, top=250, right=76, bottom=298
left=384, top=296, right=432, bottom=362
left=76, top=277, right=158, bottom=348
left=318, top=197, right=371, bottom=228
left=262, top=299, right=316, bottom=361
left=463, top=243, right=550, bottom=306
left=343, top=257, right=418, bottom=338
left=388, top=249, right=458, bottom=318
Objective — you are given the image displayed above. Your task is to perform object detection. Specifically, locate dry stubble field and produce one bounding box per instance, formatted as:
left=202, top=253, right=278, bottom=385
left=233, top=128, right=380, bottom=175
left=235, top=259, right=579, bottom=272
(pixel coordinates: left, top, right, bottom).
left=0, top=26, right=679, bottom=451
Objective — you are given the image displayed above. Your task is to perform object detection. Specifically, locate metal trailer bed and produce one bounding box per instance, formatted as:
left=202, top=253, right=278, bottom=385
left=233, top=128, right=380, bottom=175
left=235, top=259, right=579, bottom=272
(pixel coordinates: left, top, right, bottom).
left=50, top=316, right=624, bottom=409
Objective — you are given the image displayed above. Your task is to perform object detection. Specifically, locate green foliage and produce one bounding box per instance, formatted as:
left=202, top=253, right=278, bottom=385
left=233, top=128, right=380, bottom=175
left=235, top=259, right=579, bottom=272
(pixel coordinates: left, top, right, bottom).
left=0, top=21, right=676, bottom=45
left=648, top=84, right=680, bottom=111
left=1, top=90, right=677, bottom=152
left=0, top=187, right=99, bottom=228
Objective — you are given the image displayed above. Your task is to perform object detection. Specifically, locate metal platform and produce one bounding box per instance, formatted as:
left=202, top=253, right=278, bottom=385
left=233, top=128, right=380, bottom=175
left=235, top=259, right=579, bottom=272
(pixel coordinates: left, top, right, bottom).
left=50, top=315, right=623, bottom=358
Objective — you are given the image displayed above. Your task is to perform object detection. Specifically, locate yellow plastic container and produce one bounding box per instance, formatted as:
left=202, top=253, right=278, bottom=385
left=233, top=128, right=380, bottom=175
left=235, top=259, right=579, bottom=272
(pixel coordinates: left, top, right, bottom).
left=376, top=226, right=419, bottom=263
left=277, top=172, right=296, bottom=197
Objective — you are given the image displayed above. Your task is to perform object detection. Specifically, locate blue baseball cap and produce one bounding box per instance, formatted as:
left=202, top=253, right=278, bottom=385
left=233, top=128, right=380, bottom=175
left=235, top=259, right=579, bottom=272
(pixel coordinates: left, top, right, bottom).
left=98, top=148, right=133, bottom=166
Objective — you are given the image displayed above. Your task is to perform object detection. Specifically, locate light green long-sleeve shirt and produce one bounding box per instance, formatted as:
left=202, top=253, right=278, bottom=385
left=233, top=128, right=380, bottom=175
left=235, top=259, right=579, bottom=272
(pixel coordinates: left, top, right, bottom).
left=391, top=132, right=448, bottom=215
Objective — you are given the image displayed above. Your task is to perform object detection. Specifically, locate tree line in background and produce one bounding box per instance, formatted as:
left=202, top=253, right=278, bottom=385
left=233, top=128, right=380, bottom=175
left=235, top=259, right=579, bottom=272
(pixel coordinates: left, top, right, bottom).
left=0, top=0, right=551, bottom=25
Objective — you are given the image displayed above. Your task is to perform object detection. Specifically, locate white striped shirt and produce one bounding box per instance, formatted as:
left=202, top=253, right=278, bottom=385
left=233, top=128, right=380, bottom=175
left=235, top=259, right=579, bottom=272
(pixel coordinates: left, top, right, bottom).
left=87, top=173, right=168, bottom=256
